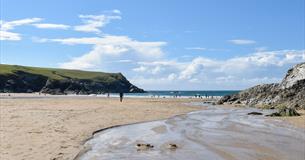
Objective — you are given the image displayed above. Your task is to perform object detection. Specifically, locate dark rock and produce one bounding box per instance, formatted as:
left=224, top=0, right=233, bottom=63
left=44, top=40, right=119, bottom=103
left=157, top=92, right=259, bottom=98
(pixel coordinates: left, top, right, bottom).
left=168, top=144, right=178, bottom=150
left=216, top=95, right=231, bottom=104
left=267, top=107, right=300, bottom=117
left=247, top=112, right=263, bottom=115
left=136, top=143, right=154, bottom=151
left=0, top=71, right=48, bottom=93
left=218, top=62, right=305, bottom=109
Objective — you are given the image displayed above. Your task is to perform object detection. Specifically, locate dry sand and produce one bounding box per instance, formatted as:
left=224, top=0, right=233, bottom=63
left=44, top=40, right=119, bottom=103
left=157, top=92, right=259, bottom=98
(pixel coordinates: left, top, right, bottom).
left=0, top=95, right=203, bottom=160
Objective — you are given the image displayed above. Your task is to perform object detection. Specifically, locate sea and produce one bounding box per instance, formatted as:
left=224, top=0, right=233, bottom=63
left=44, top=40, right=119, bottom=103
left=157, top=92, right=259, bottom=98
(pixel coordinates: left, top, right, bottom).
left=116, top=90, right=239, bottom=98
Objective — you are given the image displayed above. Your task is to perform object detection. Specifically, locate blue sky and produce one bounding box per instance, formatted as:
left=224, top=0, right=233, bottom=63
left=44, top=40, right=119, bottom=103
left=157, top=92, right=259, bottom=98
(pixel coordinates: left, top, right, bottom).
left=1, top=0, right=304, bottom=90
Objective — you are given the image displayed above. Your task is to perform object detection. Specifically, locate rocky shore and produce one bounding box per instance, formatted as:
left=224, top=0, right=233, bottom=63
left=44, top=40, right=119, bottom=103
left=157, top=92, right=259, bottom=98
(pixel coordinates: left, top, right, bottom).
left=218, top=62, right=305, bottom=109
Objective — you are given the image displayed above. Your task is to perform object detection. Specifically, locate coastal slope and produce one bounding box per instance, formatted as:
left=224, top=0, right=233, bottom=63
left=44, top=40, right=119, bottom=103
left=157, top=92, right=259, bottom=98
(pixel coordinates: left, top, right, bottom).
left=0, top=64, right=144, bottom=94
left=218, top=62, right=305, bottom=109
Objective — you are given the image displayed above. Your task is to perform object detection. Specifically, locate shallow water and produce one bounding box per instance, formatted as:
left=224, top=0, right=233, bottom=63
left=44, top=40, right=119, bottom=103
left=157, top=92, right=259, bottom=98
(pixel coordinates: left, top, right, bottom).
left=78, top=104, right=305, bottom=160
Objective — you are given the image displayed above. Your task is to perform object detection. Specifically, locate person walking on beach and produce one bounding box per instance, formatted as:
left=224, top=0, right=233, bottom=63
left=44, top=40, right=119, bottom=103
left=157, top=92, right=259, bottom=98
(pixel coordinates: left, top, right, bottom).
left=119, top=92, right=124, bottom=102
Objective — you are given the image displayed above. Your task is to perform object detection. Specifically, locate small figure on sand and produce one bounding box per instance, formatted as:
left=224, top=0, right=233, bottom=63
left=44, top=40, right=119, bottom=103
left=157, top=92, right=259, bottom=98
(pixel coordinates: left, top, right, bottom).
left=119, top=92, right=124, bottom=102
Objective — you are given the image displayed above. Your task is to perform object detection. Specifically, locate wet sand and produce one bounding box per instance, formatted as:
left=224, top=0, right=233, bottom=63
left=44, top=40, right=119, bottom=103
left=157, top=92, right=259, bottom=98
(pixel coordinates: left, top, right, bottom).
left=79, top=105, right=305, bottom=160
left=0, top=95, right=203, bottom=160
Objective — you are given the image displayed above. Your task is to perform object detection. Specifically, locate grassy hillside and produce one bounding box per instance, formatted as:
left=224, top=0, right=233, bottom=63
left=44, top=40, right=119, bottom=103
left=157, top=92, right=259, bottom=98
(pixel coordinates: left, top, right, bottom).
left=0, top=64, right=144, bottom=94
left=0, top=64, right=124, bottom=84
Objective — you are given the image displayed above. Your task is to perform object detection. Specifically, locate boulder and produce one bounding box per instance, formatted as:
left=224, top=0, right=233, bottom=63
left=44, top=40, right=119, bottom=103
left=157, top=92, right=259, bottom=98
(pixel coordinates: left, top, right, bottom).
left=247, top=112, right=263, bottom=115
left=266, top=107, right=300, bottom=117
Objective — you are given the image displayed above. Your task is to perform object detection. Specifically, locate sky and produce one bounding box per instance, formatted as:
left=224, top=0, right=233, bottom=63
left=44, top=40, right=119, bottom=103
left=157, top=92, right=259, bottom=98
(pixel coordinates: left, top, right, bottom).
left=0, top=0, right=304, bottom=90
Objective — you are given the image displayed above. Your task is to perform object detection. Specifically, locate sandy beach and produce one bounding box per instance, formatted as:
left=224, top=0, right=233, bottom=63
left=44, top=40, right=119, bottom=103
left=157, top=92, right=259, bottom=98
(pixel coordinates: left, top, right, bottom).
left=0, top=95, right=203, bottom=160
left=1, top=94, right=304, bottom=160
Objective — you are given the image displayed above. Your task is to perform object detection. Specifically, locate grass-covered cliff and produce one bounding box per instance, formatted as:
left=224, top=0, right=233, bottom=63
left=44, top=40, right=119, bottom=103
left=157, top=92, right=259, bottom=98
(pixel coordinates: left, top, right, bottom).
left=0, top=64, right=144, bottom=94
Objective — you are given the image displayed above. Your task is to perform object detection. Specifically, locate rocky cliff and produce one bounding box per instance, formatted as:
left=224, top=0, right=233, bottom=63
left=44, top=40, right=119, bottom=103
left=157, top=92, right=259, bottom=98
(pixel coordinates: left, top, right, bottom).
left=218, top=62, right=305, bottom=109
left=0, top=64, right=144, bottom=94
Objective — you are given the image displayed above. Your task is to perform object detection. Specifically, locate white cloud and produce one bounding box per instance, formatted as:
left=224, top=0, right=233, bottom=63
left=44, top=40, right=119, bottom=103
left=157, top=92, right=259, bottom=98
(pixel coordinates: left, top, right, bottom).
left=255, top=47, right=268, bottom=52
left=228, top=39, right=256, bottom=45
left=0, top=18, right=42, bottom=31
left=133, top=66, right=147, bottom=72
left=185, top=47, right=230, bottom=52
left=31, top=37, right=49, bottom=43
left=112, top=9, right=121, bottom=14
left=53, top=35, right=166, bottom=69
left=0, top=18, right=42, bottom=41
left=131, top=49, right=305, bottom=89
left=0, top=30, right=21, bottom=41
left=33, top=23, right=70, bottom=29
left=185, top=47, right=206, bottom=50
left=129, top=75, right=181, bottom=90
left=60, top=45, right=105, bottom=69
left=74, top=11, right=121, bottom=33
left=167, top=73, right=177, bottom=81
left=179, top=57, right=216, bottom=80
left=115, top=59, right=132, bottom=63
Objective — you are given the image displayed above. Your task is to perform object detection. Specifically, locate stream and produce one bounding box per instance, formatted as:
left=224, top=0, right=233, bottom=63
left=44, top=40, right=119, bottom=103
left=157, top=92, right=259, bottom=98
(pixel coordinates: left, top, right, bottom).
left=77, top=104, right=305, bottom=160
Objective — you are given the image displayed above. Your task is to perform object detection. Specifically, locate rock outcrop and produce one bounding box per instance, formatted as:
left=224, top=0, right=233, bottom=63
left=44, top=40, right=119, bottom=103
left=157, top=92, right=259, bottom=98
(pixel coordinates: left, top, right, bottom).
left=218, top=62, right=305, bottom=109
left=0, top=64, right=144, bottom=94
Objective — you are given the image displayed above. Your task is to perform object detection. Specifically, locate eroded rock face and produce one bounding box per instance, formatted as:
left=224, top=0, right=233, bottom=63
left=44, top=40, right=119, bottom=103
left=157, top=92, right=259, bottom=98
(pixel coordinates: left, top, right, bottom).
left=0, top=71, right=48, bottom=93
left=40, top=78, right=144, bottom=94
left=218, top=62, right=305, bottom=109
left=0, top=72, right=144, bottom=94
left=280, top=63, right=305, bottom=89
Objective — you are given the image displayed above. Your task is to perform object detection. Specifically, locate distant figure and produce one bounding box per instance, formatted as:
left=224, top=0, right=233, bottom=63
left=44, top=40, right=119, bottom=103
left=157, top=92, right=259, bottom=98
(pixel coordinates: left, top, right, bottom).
left=119, top=92, right=124, bottom=102
left=107, top=92, right=110, bottom=98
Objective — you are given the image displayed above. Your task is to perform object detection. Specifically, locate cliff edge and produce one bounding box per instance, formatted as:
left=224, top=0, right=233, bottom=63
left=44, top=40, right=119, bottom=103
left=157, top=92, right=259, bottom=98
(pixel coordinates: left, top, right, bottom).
left=0, top=64, right=144, bottom=94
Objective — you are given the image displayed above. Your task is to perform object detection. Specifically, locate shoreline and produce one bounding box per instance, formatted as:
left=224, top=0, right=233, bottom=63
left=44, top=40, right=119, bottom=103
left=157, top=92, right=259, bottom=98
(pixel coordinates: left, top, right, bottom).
left=0, top=92, right=223, bottom=100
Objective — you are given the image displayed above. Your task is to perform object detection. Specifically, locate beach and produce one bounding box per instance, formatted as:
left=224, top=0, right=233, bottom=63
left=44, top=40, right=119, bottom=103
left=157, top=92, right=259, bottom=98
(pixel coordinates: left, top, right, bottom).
left=1, top=94, right=304, bottom=160
left=0, top=94, right=203, bottom=160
